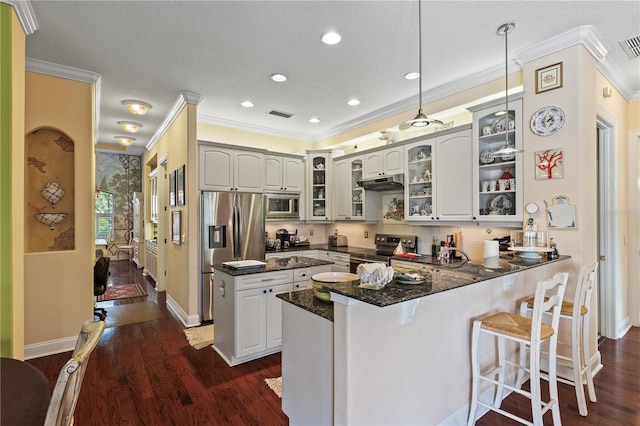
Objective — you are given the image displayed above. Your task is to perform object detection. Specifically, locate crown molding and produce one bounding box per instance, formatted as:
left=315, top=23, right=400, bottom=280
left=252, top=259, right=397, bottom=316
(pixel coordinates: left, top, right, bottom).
left=2, top=0, right=38, bottom=35
left=598, top=57, right=639, bottom=102
left=146, top=92, right=202, bottom=150
left=197, top=114, right=315, bottom=143
left=25, top=57, right=102, bottom=143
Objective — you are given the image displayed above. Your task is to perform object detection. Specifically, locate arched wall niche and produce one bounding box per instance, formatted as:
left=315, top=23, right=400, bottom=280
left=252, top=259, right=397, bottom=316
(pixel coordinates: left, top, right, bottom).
left=25, top=127, right=75, bottom=252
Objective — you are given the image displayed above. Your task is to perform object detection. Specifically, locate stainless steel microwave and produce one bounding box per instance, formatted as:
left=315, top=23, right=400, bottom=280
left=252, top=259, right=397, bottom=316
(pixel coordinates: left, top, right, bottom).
left=265, top=193, right=300, bottom=220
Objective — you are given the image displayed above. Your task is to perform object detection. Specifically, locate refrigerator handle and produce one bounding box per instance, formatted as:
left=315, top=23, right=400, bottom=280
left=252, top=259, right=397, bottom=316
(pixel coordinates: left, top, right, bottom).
left=233, top=205, right=240, bottom=258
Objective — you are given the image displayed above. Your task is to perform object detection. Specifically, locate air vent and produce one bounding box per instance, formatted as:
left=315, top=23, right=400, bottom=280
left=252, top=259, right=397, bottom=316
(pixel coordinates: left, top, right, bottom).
left=620, top=35, right=640, bottom=60
left=269, top=110, right=294, bottom=119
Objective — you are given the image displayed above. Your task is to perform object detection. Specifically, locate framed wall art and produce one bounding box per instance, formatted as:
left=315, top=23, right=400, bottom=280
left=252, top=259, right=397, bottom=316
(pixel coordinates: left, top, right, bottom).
left=169, top=170, right=176, bottom=207
left=176, top=164, right=185, bottom=206
left=535, top=148, right=563, bottom=180
left=171, top=210, right=181, bottom=244
left=535, top=62, right=563, bottom=94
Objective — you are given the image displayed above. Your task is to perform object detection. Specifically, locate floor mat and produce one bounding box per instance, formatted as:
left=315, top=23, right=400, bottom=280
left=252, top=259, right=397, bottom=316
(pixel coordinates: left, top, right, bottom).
left=184, top=324, right=214, bottom=349
left=97, top=283, right=147, bottom=301
left=104, top=301, right=164, bottom=328
left=265, top=377, right=282, bottom=398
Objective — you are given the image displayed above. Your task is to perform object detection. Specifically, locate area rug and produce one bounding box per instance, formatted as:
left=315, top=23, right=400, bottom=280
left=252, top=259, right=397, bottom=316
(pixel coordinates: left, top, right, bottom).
left=97, top=283, right=147, bottom=301
left=265, top=377, right=282, bottom=398
left=104, top=301, right=164, bottom=328
left=184, top=324, right=214, bottom=349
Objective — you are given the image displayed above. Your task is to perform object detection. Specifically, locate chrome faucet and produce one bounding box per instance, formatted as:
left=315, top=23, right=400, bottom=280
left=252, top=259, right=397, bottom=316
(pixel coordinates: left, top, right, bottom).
left=437, top=247, right=471, bottom=262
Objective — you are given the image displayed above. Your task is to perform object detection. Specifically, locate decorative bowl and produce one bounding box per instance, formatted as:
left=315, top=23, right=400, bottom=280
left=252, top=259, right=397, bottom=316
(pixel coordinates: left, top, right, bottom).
left=311, top=272, right=360, bottom=301
left=35, top=212, right=68, bottom=230
left=394, top=271, right=428, bottom=285
left=40, top=182, right=65, bottom=208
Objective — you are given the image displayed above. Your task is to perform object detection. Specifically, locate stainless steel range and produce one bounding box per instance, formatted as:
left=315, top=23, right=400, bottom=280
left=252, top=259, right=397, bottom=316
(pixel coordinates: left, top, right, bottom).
left=349, top=234, right=418, bottom=274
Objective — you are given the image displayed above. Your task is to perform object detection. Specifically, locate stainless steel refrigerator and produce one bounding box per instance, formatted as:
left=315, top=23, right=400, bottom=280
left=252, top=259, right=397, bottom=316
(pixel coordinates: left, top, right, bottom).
left=200, top=192, right=265, bottom=322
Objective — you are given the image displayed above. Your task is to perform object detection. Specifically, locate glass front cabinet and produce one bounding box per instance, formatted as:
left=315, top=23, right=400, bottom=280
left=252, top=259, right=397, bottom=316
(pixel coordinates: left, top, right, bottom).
left=333, top=156, right=378, bottom=221
left=468, top=95, right=523, bottom=223
left=404, top=141, right=437, bottom=221
left=306, top=152, right=332, bottom=221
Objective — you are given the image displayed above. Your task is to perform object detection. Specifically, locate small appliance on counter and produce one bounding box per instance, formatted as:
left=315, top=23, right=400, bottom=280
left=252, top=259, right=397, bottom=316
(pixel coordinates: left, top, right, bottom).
left=276, top=229, right=291, bottom=243
left=328, top=235, right=348, bottom=247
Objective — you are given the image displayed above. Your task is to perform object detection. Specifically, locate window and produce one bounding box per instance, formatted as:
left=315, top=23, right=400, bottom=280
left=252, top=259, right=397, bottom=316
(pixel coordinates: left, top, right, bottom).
left=95, top=190, right=114, bottom=239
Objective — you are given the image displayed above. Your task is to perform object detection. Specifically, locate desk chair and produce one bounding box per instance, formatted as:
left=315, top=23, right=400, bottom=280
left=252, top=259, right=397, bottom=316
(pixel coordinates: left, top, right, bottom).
left=94, top=257, right=109, bottom=320
left=115, top=230, right=134, bottom=262
left=44, top=320, right=105, bottom=426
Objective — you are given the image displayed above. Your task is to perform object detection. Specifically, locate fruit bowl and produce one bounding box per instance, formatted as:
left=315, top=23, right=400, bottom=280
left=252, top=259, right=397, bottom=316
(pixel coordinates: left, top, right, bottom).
left=311, top=272, right=360, bottom=301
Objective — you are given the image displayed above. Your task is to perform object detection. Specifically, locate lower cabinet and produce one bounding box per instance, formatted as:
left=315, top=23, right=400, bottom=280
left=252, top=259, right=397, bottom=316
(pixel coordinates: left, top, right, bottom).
left=214, top=265, right=330, bottom=366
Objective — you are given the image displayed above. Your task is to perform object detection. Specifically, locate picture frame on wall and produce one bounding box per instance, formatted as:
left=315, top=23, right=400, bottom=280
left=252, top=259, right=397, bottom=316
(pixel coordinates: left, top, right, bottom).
left=535, top=62, right=563, bottom=94
left=171, top=210, right=181, bottom=244
left=177, top=164, right=185, bottom=206
left=169, top=170, right=176, bottom=207
left=535, top=148, right=563, bottom=180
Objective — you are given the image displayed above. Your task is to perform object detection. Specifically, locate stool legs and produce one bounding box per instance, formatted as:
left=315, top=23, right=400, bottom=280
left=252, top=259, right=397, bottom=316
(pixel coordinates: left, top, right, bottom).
left=467, top=321, right=481, bottom=426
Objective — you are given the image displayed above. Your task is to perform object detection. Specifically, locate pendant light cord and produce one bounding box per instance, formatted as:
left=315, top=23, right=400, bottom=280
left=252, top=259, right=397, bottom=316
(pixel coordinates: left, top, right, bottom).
left=504, top=23, right=509, bottom=147
left=418, top=0, right=423, bottom=114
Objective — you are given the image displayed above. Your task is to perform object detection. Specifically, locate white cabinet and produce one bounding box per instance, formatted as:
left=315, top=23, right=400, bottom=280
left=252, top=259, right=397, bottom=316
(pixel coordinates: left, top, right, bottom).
left=362, top=146, right=404, bottom=179
left=199, top=144, right=263, bottom=192
left=145, top=240, right=157, bottom=281
left=317, top=250, right=350, bottom=273
left=132, top=192, right=144, bottom=268
left=307, top=152, right=332, bottom=221
left=468, top=96, right=523, bottom=223
left=434, top=129, right=474, bottom=221
left=264, top=154, right=304, bottom=192
left=333, top=156, right=379, bottom=222
left=405, top=141, right=436, bottom=222
left=148, top=168, right=158, bottom=224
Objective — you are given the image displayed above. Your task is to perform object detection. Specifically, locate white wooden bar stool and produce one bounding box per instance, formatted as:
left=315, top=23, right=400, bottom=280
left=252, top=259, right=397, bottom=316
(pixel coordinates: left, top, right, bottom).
left=468, top=272, right=568, bottom=426
left=517, top=262, right=598, bottom=416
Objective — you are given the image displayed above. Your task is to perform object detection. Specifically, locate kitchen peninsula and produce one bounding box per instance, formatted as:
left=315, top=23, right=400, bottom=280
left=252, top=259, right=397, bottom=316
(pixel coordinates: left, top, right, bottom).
left=278, top=254, right=572, bottom=425
left=212, top=256, right=333, bottom=366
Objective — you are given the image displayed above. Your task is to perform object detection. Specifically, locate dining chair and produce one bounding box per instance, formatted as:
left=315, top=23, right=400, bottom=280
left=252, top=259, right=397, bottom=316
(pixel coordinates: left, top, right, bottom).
left=115, top=230, right=134, bottom=262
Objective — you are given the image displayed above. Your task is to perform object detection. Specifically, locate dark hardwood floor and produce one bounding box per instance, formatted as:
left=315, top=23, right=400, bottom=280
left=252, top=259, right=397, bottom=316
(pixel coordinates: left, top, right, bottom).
left=28, top=261, right=639, bottom=425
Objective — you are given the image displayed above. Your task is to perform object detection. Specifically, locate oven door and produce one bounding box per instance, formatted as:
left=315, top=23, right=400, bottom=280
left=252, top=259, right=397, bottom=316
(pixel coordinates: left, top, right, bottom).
left=265, top=193, right=300, bottom=220
left=349, top=256, right=389, bottom=274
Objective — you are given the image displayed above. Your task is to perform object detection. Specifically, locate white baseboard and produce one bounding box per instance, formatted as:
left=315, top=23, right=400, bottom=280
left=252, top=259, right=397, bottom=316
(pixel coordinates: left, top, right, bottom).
left=166, top=294, right=201, bottom=327
left=24, top=335, right=77, bottom=360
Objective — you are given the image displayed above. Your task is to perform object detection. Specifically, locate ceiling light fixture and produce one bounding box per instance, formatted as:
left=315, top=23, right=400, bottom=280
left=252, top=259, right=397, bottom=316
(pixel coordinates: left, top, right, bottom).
left=490, top=23, right=524, bottom=158
left=309, top=117, right=320, bottom=123
left=240, top=100, right=254, bottom=108
left=270, top=73, right=287, bottom=83
left=122, top=100, right=151, bottom=115
left=404, top=71, right=420, bottom=80
left=399, top=0, right=443, bottom=131
left=115, top=136, right=136, bottom=146
left=117, top=121, right=142, bottom=133
left=347, top=98, right=360, bottom=106
left=322, top=31, right=342, bottom=45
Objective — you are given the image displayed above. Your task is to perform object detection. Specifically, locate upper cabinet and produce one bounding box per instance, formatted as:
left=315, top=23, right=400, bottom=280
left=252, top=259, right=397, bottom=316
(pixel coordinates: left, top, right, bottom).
left=148, top=168, right=158, bottom=223
left=199, top=144, right=263, bottom=192
left=333, top=156, right=379, bottom=221
left=404, top=140, right=436, bottom=221
left=306, top=153, right=332, bottom=221
left=362, top=145, right=404, bottom=179
left=264, top=154, right=304, bottom=192
left=469, top=96, right=523, bottom=223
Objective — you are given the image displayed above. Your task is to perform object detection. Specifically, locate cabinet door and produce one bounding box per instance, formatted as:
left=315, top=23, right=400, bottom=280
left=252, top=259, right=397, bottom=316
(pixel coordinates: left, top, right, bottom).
left=235, top=287, right=267, bottom=358
left=404, top=141, right=436, bottom=221
left=435, top=129, right=473, bottom=221
left=363, top=151, right=384, bottom=178
left=265, top=252, right=284, bottom=260
left=199, top=145, right=234, bottom=191
left=264, top=155, right=283, bottom=191
left=333, top=159, right=350, bottom=220
left=383, top=146, right=404, bottom=175
left=308, top=154, right=331, bottom=221
left=282, top=157, right=303, bottom=192
left=234, top=151, right=263, bottom=192
left=266, top=283, right=293, bottom=349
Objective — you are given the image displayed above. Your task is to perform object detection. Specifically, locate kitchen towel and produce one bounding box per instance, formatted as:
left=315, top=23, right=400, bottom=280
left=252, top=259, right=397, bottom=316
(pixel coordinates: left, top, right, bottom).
left=483, top=240, right=500, bottom=258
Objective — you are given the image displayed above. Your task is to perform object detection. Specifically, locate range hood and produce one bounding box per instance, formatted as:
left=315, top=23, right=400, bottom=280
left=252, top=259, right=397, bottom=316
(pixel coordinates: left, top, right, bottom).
left=357, top=174, right=404, bottom=191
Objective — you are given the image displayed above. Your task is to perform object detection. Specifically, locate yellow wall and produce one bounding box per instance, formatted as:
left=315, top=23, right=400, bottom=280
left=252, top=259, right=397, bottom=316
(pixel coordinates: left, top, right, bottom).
left=23, top=72, right=94, bottom=351
left=629, top=101, right=640, bottom=129
left=197, top=122, right=309, bottom=154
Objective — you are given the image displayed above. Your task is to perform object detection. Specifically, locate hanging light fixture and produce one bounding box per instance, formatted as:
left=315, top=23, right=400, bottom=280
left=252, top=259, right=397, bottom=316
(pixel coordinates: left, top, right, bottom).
left=490, top=23, right=524, bottom=158
left=399, top=0, right=443, bottom=131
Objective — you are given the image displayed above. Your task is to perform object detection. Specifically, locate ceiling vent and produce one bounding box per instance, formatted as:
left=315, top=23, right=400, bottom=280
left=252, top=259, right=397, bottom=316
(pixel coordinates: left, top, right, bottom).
left=269, top=110, right=294, bottom=119
left=619, top=35, right=640, bottom=60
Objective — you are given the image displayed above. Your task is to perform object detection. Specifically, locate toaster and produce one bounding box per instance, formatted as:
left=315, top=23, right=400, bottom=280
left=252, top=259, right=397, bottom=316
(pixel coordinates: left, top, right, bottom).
left=328, top=235, right=348, bottom=247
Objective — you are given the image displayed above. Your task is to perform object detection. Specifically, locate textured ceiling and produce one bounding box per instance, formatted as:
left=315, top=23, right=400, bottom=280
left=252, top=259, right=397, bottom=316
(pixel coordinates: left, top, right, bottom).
left=24, top=1, right=640, bottom=153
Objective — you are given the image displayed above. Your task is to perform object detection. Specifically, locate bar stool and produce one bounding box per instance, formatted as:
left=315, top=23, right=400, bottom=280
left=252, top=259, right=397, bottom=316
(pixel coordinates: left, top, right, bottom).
left=468, top=272, right=568, bottom=426
left=517, top=262, right=598, bottom=416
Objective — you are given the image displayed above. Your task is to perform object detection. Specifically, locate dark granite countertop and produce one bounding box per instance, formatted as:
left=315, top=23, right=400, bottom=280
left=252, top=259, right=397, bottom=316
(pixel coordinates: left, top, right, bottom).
left=278, top=289, right=334, bottom=321
left=266, top=244, right=378, bottom=257
left=277, top=254, right=571, bottom=319
left=213, top=256, right=333, bottom=276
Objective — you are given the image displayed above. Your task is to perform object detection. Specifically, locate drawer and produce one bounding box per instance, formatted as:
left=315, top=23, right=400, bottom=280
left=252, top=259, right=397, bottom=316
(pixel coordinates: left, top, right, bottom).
left=329, top=253, right=350, bottom=263
left=293, top=267, right=312, bottom=282
left=235, top=270, right=293, bottom=291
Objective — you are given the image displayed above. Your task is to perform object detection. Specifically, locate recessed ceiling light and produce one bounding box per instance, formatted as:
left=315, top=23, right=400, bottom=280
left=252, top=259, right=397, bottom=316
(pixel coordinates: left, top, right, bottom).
left=117, top=121, right=142, bottom=133
left=322, top=31, right=342, bottom=45
left=347, top=98, right=360, bottom=106
left=240, top=101, right=254, bottom=108
left=115, top=136, right=136, bottom=146
left=404, top=72, right=420, bottom=80
left=309, top=117, right=320, bottom=123
left=270, top=73, right=287, bottom=83
left=122, top=100, right=151, bottom=115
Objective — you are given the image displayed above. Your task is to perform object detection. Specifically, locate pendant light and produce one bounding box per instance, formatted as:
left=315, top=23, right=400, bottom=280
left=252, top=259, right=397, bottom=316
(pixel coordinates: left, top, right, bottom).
left=490, top=23, right=524, bottom=158
left=399, top=0, right=443, bottom=131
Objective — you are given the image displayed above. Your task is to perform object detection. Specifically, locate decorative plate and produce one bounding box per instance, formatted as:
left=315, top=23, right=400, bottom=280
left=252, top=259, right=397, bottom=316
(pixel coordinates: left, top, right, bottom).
left=394, top=272, right=428, bottom=285
left=480, top=149, right=495, bottom=164
left=488, top=194, right=513, bottom=214
left=490, top=113, right=515, bottom=133
left=501, top=152, right=516, bottom=161
left=530, top=105, right=565, bottom=136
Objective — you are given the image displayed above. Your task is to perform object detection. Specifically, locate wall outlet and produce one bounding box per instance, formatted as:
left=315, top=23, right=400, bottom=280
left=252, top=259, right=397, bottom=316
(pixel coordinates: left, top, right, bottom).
left=364, top=231, right=369, bottom=238
left=309, top=229, right=314, bottom=236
